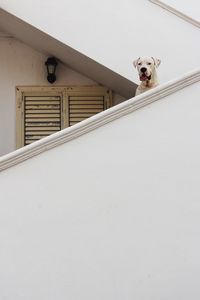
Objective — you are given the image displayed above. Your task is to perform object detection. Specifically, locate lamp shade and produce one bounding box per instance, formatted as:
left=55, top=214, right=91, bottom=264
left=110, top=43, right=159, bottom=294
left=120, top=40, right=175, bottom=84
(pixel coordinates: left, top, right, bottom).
left=45, top=57, right=58, bottom=83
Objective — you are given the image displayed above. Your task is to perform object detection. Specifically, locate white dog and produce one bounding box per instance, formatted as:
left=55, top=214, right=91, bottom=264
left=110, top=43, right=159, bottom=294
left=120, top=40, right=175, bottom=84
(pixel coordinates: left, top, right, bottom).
left=133, top=57, right=161, bottom=96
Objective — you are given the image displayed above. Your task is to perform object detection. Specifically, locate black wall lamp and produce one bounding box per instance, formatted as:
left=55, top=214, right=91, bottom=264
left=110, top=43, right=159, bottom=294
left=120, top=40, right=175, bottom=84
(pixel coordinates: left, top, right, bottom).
left=45, top=57, right=58, bottom=84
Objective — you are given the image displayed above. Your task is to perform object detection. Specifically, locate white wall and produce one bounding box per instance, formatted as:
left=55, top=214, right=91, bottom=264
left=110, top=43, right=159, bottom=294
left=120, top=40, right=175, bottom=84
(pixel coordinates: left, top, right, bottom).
left=0, top=0, right=199, bottom=85
left=0, top=81, right=200, bottom=300
left=0, top=36, right=124, bottom=156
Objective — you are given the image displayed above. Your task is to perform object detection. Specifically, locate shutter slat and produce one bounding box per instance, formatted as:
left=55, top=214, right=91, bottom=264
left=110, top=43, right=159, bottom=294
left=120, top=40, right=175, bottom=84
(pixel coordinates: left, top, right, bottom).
left=26, top=106, right=60, bottom=110
left=26, top=131, right=58, bottom=135
left=70, top=105, right=103, bottom=109
left=26, top=135, right=54, bottom=139
left=26, top=114, right=60, bottom=118
left=25, top=118, right=60, bottom=122
left=26, top=109, right=60, bottom=113
left=70, top=101, right=103, bottom=105
left=25, top=126, right=60, bottom=130
left=26, top=100, right=60, bottom=106
left=25, top=96, right=60, bottom=101
left=25, top=122, right=60, bottom=126
left=69, top=96, right=103, bottom=101
left=70, top=108, right=102, bottom=113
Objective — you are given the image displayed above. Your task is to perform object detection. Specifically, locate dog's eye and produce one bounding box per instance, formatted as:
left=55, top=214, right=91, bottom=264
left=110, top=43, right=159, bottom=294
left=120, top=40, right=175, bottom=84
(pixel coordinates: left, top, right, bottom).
left=147, top=62, right=152, bottom=65
left=138, top=62, right=142, bottom=66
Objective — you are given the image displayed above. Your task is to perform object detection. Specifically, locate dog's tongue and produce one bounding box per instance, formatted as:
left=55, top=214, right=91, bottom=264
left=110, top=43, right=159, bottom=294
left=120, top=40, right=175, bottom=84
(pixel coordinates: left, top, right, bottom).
left=140, top=74, right=148, bottom=81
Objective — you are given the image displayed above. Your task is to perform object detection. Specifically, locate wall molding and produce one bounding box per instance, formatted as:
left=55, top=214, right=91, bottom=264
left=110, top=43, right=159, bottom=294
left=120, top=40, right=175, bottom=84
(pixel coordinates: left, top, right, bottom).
left=0, top=69, right=200, bottom=172
left=149, top=0, right=200, bottom=28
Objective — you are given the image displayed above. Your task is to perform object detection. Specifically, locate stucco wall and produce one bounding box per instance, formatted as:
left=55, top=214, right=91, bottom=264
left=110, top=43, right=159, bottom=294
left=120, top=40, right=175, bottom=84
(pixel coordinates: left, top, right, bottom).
left=0, top=81, right=200, bottom=300
left=0, top=37, right=124, bottom=156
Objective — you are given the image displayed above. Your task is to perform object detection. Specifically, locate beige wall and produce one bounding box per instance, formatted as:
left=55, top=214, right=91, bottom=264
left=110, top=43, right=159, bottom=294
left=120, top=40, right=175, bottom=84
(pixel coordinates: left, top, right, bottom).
left=0, top=36, right=125, bottom=156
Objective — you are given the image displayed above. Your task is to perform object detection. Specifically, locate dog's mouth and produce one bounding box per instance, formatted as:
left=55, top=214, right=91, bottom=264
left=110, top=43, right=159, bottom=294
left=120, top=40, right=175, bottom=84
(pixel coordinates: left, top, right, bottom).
left=140, top=74, right=151, bottom=81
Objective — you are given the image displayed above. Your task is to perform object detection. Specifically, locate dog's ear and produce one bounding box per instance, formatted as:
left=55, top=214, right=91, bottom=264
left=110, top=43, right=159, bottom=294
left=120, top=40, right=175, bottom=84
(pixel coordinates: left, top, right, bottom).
left=152, top=57, right=161, bottom=68
left=133, top=57, right=140, bottom=68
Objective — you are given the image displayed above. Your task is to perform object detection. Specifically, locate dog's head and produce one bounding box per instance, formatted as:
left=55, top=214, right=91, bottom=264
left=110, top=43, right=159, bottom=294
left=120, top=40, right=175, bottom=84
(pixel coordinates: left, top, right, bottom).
left=133, top=57, right=161, bottom=81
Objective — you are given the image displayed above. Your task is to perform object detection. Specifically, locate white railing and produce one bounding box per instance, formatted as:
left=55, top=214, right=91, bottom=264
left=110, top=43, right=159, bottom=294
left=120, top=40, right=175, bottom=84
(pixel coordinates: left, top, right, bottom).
left=0, top=69, right=200, bottom=172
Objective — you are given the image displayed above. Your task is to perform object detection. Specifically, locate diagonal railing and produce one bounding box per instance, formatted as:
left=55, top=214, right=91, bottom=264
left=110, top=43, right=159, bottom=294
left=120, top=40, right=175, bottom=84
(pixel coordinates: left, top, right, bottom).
left=149, top=0, right=200, bottom=28
left=0, top=69, right=200, bottom=172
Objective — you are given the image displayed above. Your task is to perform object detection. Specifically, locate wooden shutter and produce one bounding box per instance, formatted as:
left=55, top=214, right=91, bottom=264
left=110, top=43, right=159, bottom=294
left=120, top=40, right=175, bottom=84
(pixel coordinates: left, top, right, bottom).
left=16, top=86, right=112, bottom=148
left=24, top=95, right=62, bottom=145
left=69, top=95, right=105, bottom=126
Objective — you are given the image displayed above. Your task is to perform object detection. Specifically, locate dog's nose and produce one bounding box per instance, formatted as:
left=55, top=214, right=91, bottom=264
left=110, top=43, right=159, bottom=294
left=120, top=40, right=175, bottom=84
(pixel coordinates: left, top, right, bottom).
left=141, top=67, right=147, bottom=73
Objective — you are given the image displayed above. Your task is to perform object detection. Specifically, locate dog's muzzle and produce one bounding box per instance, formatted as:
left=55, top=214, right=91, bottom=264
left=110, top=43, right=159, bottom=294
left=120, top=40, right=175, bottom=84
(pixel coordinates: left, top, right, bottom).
left=140, top=74, right=151, bottom=81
